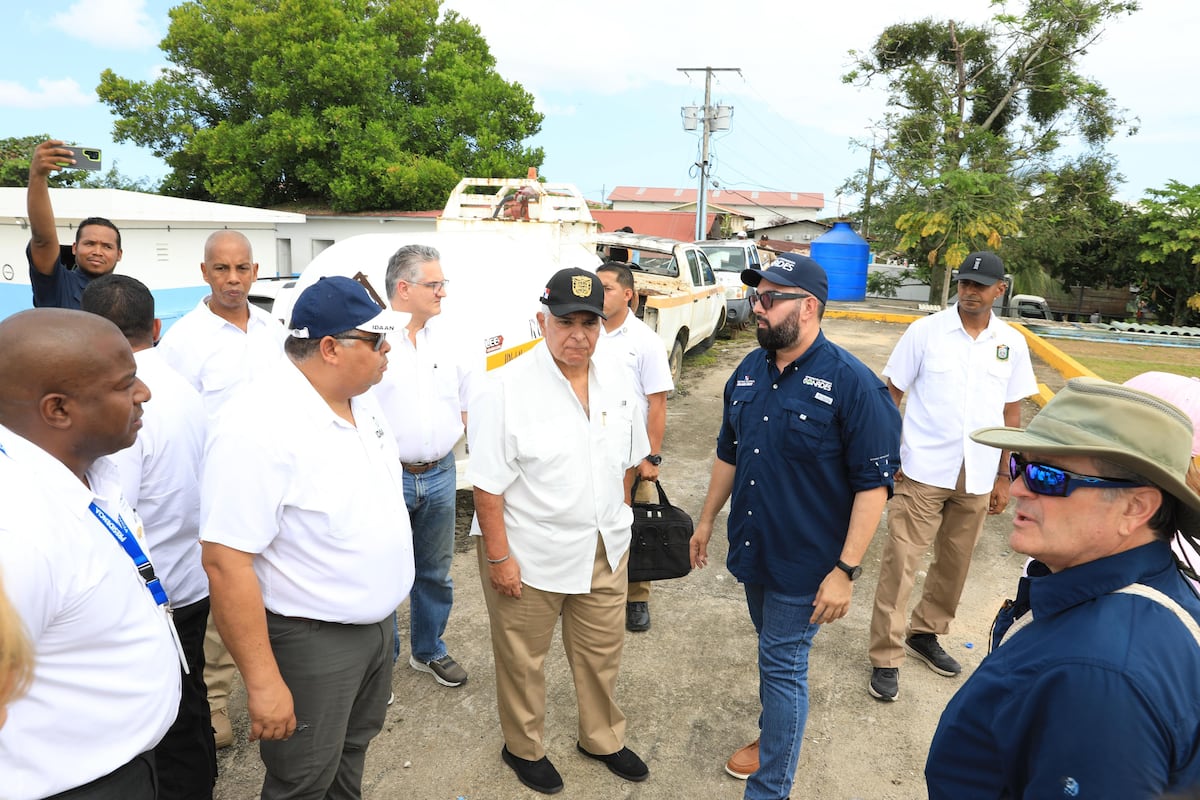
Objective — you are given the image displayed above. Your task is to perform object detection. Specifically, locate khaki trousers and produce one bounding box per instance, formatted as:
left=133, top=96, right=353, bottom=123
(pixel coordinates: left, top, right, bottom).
left=478, top=536, right=628, bottom=761
left=868, top=469, right=989, bottom=667
left=203, top=612, right=237, bottom=711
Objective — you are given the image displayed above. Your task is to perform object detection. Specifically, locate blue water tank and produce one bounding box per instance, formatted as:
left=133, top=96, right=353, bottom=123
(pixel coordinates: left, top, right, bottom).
left=810, top=221, right=869, bottom=302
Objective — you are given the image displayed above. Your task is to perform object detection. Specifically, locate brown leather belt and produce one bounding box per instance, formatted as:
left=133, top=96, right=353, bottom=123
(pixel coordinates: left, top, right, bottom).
left=402, top=461, right=437, bottom=475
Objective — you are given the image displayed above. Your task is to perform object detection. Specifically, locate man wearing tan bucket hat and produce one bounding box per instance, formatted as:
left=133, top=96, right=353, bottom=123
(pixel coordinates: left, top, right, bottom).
left=925, top=377, right=1200, bottom=798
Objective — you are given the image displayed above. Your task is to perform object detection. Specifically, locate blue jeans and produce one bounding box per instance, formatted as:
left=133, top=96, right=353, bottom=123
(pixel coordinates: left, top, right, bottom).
left=399, top=453, right=457, bottom=664
left=743, top=583, right=820, bottom=800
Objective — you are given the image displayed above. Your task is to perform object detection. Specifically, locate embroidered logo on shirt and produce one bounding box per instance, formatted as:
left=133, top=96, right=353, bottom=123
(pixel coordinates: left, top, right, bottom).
left=736, top=376, right=755, bottom=387
left=803, top=375, right=833, bottom=392
left=814, top=392, right=833, bottom=405
left=996, top=344, right=1010, bottom=361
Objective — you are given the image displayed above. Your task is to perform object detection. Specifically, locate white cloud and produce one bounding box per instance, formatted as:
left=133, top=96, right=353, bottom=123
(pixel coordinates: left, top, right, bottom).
left=50, top=0, right=160, bottom=49
left=0, top=77, right=93, bottom=109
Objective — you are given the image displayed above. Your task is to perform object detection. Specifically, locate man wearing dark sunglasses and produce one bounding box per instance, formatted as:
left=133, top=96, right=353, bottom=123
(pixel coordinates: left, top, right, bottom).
left=926, top=377, right=1200, bottom=798
left=201, top=276, right=414, bottom=799
left=690, top=253, right=901, bottom=800
left=868, top=250, right=1037, bottom=703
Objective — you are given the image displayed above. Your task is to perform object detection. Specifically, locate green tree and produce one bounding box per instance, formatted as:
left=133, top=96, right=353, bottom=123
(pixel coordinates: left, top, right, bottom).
left=97, top=0, right=543, bottom=211
left=0, top=135, right=158, bottom=191
left=1135, top=181, right=1200, bottom=326
left=843, top=0, right=1138, bottom=304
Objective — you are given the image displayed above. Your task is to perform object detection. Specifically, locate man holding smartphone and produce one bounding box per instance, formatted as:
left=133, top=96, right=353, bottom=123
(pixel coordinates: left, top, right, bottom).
left=25, top=138, right=122, bottom=309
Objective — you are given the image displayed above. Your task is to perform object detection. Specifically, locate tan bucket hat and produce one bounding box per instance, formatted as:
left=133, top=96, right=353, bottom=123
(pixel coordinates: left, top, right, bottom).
left=971, top=377, right=1200, bottom=535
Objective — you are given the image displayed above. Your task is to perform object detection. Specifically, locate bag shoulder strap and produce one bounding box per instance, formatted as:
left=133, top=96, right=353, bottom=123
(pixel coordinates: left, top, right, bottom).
left=1113, top=583, right=1200, bottom=649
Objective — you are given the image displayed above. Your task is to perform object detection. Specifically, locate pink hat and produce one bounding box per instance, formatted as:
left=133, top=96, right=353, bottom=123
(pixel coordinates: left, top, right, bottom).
left=1124, top=372, right=1200, bottom=456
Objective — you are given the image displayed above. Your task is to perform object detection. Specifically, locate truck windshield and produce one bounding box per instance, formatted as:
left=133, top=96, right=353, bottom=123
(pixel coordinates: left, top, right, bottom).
left=701, top=246, right=746, bottom=272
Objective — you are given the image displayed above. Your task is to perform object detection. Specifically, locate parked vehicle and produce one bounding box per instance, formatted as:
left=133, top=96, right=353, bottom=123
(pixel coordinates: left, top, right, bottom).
left=595, top=231, right=727, bottom=385
left=696, top=239, right=765, bottom=328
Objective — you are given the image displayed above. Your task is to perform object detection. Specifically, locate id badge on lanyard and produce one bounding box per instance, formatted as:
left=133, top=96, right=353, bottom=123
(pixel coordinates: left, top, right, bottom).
left=90, top=501, right=190, bottom=673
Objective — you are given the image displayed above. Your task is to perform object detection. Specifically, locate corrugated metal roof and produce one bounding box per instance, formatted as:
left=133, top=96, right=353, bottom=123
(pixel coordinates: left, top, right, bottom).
left=0, top=188, right=305, bottom=224
left=607, top=186, right=823, bottom=209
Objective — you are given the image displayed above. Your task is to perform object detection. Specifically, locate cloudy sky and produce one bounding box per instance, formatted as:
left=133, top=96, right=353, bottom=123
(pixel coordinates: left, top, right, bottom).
left=4, top=0, right=1196, bottom=213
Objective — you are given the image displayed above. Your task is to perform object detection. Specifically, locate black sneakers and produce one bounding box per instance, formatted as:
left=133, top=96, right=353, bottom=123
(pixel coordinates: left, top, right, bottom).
left=905, top=633, right=962, bottom=677
left=501, top=746, right=563, bottom=794
left=868, top=667, right=899, bottom=701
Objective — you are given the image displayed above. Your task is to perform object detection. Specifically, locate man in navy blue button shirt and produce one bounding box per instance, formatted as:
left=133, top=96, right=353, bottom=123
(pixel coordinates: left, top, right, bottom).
left=690, top=253, right=901, bottom=800
left=926, top=377, right=1200, bottom=798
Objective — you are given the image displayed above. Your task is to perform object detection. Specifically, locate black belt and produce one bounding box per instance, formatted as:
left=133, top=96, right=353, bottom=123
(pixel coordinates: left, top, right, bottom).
left=402, top=461, right=438, bottom=474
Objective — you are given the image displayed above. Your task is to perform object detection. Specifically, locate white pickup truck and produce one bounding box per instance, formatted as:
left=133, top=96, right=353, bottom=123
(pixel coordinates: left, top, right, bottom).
left=596, top=231, right=727, bottom=384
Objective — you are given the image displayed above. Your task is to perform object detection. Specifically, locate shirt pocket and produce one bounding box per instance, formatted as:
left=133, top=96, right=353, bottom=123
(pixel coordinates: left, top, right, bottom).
left=986, top=357, right=1014, bottom=392
left=729, top=386, right=757, bottom=437
left=781, top=396, right=836, bottom=457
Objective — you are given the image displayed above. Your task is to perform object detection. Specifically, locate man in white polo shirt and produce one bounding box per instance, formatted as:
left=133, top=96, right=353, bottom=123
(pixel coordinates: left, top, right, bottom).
left=868, top=251, right=1038, bottom=702
left=375, top=243, right=480, bottom=687
left=157, top=229, right=287, bottom=747
left=82, top=275, right=216, bottom=800
left=201, top=276, right=414, bottom=799
left=469, top=267, right=651, bottom=795
left=594, top=261, right=674, bottom=632
left=0, top=308, right=181, bottom=799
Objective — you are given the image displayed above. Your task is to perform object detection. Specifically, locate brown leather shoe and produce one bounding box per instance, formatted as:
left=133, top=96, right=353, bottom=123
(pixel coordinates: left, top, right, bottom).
left=211, top=707, right=233, bottom=749
left=725, top=738, right=758, bottom=779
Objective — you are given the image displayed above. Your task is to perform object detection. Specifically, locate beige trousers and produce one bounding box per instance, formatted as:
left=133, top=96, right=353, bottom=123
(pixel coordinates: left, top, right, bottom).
left=203, top=612, right=237, bottom=711
left=868, top=468, right=990, bottom=667
left=478, top=536, right=628, bottom=761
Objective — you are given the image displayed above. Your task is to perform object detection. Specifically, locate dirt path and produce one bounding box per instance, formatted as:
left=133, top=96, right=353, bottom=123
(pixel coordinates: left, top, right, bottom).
left=213, top=316, right=1041, bottom=800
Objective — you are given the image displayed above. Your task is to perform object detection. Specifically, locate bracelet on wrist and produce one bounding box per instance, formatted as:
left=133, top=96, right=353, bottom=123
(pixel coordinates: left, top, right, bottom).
left=486, top=554, right=510, bottom=565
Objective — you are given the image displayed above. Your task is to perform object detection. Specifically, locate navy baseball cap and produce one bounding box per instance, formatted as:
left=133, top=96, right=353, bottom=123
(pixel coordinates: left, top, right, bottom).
left=288, top=276, right=399, bottom=338
left=540, top=268, right=607, bottom=319
left=742, top=253, right=828, bottom=305
left=953, top=251, right=1005, bottom=286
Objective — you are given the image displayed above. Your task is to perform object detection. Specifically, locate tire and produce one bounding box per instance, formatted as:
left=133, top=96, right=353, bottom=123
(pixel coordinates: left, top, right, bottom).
left=667, top=339, right=685, bottom=398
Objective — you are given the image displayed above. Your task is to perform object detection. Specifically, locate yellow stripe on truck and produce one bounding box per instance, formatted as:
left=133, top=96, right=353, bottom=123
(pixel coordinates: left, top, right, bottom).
left=643, top=286, right=723, bottom=309
left=486, top=338, right=542, bottom=371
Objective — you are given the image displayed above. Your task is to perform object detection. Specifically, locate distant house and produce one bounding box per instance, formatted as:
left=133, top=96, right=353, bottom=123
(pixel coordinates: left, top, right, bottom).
left=751, top=219, right=832, bottom=250
left=0, top=187, right=304, bottom=322
left=608, top=186, right=823, bottom=231
left=591, top=209, right=720, bottom=241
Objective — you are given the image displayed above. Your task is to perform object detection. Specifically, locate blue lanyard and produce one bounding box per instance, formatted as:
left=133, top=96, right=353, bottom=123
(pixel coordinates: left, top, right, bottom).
left=89, top=502, right=170, bottom=607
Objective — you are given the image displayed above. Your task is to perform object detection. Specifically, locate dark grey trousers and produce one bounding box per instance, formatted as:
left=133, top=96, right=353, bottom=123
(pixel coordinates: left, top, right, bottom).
left=260, top=614, right=393, bottom=800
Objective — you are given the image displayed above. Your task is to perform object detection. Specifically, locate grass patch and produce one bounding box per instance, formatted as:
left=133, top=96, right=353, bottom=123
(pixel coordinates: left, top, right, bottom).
left=1048, top=339, right=1200, bottom=383
left=684, top=348, right=719, bottom=369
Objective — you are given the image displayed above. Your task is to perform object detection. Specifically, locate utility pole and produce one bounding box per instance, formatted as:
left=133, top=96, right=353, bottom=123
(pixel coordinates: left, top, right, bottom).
left=679, top=67, right=740, bottom=241
left=861, top=147, right=878, bottom=239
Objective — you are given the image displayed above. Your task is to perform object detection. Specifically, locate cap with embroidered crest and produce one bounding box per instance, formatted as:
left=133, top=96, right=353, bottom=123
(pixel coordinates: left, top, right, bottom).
left=539, top=268, right=606, bottom=319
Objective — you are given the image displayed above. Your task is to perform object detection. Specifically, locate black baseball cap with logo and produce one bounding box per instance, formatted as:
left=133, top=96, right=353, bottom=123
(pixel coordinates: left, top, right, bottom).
left=953, top=251, right=1006, bottom=286
left=540, top=268, right=607, bottom=319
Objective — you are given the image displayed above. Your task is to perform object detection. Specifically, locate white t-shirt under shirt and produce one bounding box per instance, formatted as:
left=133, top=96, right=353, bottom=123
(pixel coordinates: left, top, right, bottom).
left=883, top=305, right=1038, bottom=495
left=0, top=427, right=181, bottom=799
left=468, top=343, right=650, bottom=594
left=200, top=360, right=414, bottom=624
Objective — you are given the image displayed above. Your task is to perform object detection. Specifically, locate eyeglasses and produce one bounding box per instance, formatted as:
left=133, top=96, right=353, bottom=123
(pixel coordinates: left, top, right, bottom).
left=1008, top=453, right=1145, bottom=498
left=747, top=288, right=812, bottom=311
left=412, top=279, right=449, bottom=292
left=335, top=332, right=387, bottom=351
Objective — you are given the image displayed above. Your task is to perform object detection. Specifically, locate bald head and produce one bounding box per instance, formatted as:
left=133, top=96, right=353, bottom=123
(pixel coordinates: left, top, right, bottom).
left=0, top=309, right=149, bottom=477
left=204, top=230, right=254, bottom=263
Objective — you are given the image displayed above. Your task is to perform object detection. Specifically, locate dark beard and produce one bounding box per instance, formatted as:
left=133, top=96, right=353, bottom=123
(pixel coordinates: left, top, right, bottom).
left=755, top=308, right=800, bottom=351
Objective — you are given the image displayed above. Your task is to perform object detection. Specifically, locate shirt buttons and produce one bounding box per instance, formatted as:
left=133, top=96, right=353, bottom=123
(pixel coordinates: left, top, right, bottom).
left=745, top=541, right=751, bottom=547
left=753, top=448, right=760, bottom=454
left=750, top=479, right=755, bottom=486
left=762, top=416, right=769, bottom=421
left=747, top=510, right=753, bottom=516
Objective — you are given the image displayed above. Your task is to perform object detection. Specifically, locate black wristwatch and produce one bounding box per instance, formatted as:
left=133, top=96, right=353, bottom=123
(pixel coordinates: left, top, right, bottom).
left=835, top=559, right=862, bottom=581
left=644, top=454, right=663, bottom=466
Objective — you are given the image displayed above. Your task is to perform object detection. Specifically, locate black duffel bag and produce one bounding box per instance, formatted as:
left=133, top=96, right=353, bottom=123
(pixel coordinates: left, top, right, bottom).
left=628, top=478, right=694, bottom=582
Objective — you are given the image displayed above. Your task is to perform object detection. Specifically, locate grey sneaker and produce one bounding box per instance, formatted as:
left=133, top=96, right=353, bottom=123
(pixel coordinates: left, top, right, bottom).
left=905, top=633, right=962, bottom=677
left=409, top=653, right=468, bottom=687
left=868, top=667, right=899, bottom=701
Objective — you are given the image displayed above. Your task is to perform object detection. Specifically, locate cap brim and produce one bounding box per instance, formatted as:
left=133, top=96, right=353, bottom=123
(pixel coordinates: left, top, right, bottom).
left=545, top=303, right=606, bottom=320
left=972, top=426, right=1200, bottom=534
left=952, top=271, right=1001, bottom=286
